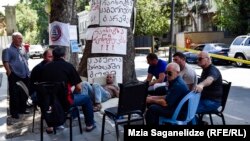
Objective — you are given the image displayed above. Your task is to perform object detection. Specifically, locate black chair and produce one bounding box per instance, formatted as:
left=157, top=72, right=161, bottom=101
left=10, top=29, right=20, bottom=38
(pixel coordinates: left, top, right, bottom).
left=198, top=79, right=232, bottom=125
left=34, top=82, right=82, bottom=141
left=101, top=81, right=148, bottom=141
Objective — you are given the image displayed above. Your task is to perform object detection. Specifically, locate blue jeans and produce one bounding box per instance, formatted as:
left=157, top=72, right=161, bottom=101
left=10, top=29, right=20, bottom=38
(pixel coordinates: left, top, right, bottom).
left=197, top=99, right=221, bottom=113
left=81, top=82, right=111, bottom=104
left=72, top=93, right=95, bottom=126
left=92, top=83, right=111, bottom=103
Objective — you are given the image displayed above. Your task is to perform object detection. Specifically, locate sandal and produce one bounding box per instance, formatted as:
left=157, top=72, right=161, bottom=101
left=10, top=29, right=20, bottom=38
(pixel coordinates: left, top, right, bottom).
left=86, top=124, right=96, bottom=132
left=93, top=104, right=102, bottom=112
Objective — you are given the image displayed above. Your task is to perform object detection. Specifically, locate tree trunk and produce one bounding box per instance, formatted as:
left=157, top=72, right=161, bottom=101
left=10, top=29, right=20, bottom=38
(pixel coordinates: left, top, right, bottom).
left=50, top=0, right=79, bottom=67
left=78, top=0, right=138, bottom=84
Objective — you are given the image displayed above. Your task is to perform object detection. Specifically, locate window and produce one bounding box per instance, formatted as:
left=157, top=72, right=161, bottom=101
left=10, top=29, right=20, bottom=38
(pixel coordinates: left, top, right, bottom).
left=233, top=37, right=246, bottom=45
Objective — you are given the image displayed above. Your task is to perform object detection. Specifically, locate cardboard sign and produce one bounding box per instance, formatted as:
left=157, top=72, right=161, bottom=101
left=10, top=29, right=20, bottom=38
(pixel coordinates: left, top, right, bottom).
left=100, top=0, right=133, bottom=27
left=87, top=57, right=123, bottom=83
left=92, top=27, right=127, bottom=55
left=89, top=0, right=100, bottom=25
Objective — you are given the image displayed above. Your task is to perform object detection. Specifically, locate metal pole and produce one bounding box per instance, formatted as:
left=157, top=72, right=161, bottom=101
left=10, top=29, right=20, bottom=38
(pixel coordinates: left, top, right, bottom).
left=168, top=0, right=175, bottom=63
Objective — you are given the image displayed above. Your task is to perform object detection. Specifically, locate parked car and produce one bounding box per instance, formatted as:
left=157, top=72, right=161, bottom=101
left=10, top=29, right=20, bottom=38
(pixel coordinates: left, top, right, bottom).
left=183, top=43, right=230, bottom=64
left=29, top=45, right=44, bottom=58
left=228, top=34, right=250, bottom=67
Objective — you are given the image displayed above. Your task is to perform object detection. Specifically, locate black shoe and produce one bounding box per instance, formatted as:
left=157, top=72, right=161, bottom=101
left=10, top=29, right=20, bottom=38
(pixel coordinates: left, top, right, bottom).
left=11, top=114, right=19, bottom=119
left=19, top=111, right=30, bottom=114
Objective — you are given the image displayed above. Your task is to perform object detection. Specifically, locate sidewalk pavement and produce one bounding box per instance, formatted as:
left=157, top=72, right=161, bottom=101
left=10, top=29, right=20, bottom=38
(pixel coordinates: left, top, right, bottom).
left=0, top=53, right=169, bottom=141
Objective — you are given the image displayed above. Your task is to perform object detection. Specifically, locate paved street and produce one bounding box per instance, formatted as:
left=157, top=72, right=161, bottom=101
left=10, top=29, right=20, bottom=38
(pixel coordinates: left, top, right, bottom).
left=0, top=53, right=250, bottom=141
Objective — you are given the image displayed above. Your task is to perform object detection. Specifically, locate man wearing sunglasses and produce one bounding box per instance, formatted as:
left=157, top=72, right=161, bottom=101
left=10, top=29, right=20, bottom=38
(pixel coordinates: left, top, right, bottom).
left=194, top=51, right=223, bottom=122
left=145, top=62, right=189, bottom=125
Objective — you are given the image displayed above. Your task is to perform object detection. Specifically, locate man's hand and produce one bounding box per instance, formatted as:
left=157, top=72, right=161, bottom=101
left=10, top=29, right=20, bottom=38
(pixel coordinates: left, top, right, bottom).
left=193, top=84, right=204, bottom=93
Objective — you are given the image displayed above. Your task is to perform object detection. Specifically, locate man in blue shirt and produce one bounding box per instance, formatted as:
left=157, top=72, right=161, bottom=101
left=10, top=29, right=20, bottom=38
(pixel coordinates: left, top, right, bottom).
left=2, top=32, right=30, bottom=119
left=145, top=62, right=190, bottom=125
left=145, top=53, right=167, bottom=95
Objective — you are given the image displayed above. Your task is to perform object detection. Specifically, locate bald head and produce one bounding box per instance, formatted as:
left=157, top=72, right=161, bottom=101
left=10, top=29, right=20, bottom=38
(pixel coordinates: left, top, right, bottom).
left=197, top=51, right=211, bottom=68
left=166, top=62, right=180, bottom=81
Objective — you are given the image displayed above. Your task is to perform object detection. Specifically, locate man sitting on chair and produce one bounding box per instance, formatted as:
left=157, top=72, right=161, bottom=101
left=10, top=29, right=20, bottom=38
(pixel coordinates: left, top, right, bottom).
left=81, top=74, right=120, bottom=112
left=145, top=62, right=190, bottom=125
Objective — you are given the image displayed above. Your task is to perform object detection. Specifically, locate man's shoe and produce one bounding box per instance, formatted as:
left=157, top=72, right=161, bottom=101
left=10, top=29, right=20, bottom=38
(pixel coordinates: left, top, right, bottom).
left=11, top=114, right=19, bottom=119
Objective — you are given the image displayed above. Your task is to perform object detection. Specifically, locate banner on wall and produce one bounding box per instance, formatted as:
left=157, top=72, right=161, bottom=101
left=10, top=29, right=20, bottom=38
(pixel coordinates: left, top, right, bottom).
left=92, top=27, right=127, bottom=55
left=49, top=21, right=70, bottom=46
left=87, top=57, right=123, bottom=83
left=100, top=0, right=134, bottom=27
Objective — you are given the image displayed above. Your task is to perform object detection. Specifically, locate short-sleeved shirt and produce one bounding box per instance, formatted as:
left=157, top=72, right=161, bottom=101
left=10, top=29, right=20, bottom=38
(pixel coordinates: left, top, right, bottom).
left=179, top=63, right=197, bottom=89
left=199, top=64, right=223, bottom=102
left=148, top=59, right=167, bottom=81
left=165, top=76, right=190, bottom=116
left=2, top=44, right=30, bottom=78
left=41, top=58, right=82, bottom=106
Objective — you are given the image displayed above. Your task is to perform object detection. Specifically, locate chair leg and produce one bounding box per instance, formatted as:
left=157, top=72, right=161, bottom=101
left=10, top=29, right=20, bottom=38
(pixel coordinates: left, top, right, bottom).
left=40, top=115, right=43, bottom=141
left=32, top=106, right=36, bottom=132
left=114, top=121, right=120, bottom=141
left=221, top=114, right=226, bottom=125
left=70, top=117, right=73, bottom=141
left=77, top=111, right=83, bottom=134
left=209, top=114, right=214, bottom=125
left=101, top=114, right=106, bottom=141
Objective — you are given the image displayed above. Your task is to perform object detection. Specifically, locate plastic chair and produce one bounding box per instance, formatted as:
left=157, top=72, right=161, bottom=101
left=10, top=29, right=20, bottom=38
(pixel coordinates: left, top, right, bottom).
left=34, top=82, right=82, bottom=141
left=159, top=91, right=201, bottom=125
left=198, top=80, right=231, bottom=125
left=101, top=81, right=148, bottom=141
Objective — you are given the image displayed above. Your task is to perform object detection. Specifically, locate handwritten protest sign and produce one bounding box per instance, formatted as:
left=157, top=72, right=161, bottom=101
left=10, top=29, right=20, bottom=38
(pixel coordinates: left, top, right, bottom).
left=87, top=57, right=123, bottom=83
left=89, top=0, right=100, bottom=25
left=100, top=0, right=133, bottom=27
left=92, top=27, right=127, bottom=54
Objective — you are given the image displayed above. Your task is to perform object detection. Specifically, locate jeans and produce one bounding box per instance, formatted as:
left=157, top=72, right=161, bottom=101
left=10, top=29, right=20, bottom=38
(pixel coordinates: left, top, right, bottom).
left=81, top=82, right=111, bottom=104
left=92, top=83, right=111, bottom=103
left=145, top=104, right=171, bottom=125
left=197, top=99, right=221, bottom=113
left=72, top=93, right=95, bottom=126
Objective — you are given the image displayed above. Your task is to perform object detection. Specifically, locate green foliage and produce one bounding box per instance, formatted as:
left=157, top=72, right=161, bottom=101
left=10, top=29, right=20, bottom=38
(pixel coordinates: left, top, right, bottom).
left=135, top=0, right=170, bottom=36
left=16, top=3, right=39, bottom=44
left=214, top=0, right=250, bottom=35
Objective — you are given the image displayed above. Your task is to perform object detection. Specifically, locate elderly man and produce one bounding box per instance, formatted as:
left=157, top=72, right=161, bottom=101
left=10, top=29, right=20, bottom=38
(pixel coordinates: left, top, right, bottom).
left=145, top=62, right=190, bottom=125
left=81, top=74, right=120, bottom=112
left=173, top=52, right=197, bottom=90
left=194, top=51, right=223, bottom=115
left=2, top=32, right=30, bottom=119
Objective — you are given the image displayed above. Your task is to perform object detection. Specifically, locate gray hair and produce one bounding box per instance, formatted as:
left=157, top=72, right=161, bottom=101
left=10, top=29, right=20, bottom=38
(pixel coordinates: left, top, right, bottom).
left=167, top=62, right=180, bottom=72
left=12, top=32, right=23, bottom=39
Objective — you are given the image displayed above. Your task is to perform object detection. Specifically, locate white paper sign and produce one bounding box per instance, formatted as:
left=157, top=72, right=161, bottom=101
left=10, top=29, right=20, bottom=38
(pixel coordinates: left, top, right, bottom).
left=69, top=25, right=78, bottom=40
left=87, top=57, right=123, bottom=83
left=85, top=28, right=96, bottom=40
left=100, top=0, right=133, bottom=27
left=92, top=27, right=127, bottom=54
left=49, top=21, right=70, bottom=46
left=70, top=40, right=80, bottom=53
left=89, top=0, right=100, bottom=25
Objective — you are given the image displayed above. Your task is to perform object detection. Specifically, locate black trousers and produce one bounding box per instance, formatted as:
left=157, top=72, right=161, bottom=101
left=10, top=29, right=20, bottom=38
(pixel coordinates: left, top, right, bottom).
left=8, top=73, right=29, bottom=116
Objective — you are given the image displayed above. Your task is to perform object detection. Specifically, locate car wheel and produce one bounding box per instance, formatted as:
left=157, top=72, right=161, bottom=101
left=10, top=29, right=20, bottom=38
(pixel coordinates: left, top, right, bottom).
left=234, top=54, right=246, bottom=67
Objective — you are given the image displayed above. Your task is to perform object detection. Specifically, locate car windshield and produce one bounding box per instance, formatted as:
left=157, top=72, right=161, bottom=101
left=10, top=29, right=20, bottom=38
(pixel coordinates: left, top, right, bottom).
left=214, top=43, right=229, bottom=48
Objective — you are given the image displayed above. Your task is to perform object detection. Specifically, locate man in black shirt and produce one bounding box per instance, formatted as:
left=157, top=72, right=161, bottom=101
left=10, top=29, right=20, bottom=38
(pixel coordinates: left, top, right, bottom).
left=41, top=46, right=95, bottom=132
left=194, top=51, right=223, bottom=113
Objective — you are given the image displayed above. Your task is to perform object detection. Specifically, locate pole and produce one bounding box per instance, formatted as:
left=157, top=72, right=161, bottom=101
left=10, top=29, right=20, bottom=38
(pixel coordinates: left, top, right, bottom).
left=168, top=0, right=175, bottom=63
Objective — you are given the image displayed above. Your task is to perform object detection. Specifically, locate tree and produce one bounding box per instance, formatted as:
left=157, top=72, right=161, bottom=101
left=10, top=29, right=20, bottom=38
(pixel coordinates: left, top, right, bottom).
left=135, top=0, right=170, bottom=36
left=16, top=3, right=39, bottom=43
left=50, top=0, right=79, bottom=67
left=78, top=0, right=138, bottom=84
left=214, top=0, right=250, bottom=35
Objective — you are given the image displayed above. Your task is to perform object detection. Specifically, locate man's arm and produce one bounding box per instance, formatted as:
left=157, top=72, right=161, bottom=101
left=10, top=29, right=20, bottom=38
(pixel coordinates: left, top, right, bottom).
left=145, top=73, right=153, bottom=84
left=149, top=72, right=165, bottom=86
left=3, top=62, right=11, bottom=76
left=74, top=82, right=82, bottom=93
left=194, top=76, right=214, bottom=93
left=106, top=85, right=120, bottom=97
